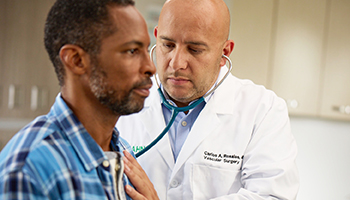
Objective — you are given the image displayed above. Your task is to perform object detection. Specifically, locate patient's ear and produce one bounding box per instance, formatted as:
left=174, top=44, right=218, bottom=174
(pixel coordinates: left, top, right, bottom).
left=59, top=44, right=89, bottom=75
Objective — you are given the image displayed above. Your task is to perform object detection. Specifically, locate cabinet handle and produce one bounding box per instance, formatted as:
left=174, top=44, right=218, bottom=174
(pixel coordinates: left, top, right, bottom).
left=286, top=99, right=299, bottom=109
left=332, top=105, right=350, bottom=115
left=8, top=85, right=16, bottom=109
left=31, top=86, right=38, bottom=111
left=8, top=85, right=23, bottom=109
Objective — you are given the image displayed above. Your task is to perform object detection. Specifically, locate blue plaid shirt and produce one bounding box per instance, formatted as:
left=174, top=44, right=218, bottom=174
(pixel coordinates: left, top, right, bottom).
left=0, top=94, right=134, bottom=200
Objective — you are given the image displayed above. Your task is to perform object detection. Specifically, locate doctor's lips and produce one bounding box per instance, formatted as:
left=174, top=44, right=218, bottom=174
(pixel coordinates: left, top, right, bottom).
left=167, top=76, right=190, bottom=85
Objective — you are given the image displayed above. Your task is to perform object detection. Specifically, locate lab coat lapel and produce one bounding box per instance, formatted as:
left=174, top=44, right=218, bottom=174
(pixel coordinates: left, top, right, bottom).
left=139, top=90, right=175, bottom=169
left=170, top=68, right=236, bottom=178
left=171, top=105, right=221, bottom=177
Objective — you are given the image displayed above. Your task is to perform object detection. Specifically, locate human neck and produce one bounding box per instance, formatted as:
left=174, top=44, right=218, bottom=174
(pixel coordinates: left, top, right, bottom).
left=61, top=89, right=119, bottom=151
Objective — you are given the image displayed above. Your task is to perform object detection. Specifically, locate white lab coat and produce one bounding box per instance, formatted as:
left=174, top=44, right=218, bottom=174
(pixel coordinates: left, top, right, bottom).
left=117, top=67, right=299, bottom=200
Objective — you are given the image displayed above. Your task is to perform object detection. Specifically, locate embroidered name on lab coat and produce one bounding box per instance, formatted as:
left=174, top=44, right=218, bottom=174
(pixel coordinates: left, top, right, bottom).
left=132, top=146, right=145, bottom=153
left=203, top=151, right=244, bottom=165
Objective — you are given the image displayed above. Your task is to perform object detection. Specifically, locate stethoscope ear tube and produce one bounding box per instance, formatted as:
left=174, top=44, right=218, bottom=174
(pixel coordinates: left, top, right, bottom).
left=135, top=45, right=232, bottom=158
left=149, top=44, right=161, bottom=88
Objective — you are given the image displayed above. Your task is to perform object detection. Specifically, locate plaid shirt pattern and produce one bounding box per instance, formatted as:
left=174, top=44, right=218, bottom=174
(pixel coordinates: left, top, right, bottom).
left=0, top=94, right=133, bottom=200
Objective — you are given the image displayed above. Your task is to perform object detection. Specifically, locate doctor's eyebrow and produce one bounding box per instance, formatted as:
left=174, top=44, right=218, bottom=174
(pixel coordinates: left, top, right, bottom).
left=159, top=36, right=208, bottom=48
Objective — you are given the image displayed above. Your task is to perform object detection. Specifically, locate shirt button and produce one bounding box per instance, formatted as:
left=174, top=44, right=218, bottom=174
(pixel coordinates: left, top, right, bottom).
left=102, top=160, right=110, bottom=168
left=181, top=121, right=187, bottom=127
left=170, top=180, right=179, bottom=188
left=115, top=163, right=120, bottom=171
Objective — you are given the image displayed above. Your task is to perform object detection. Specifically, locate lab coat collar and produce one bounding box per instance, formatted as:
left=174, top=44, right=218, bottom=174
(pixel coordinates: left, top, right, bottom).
left=170, top=66, right=238, bottom=177
left=206, top=65, right=237, bottom=115
left=139, top=84, right=175, bottom=169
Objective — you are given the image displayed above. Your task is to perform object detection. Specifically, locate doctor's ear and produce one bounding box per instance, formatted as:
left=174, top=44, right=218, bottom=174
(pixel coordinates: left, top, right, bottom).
left=220, top=40, right=234, bottom=66
left=154, top=26, right=159, bottom=38
left=59, top=44, right=89, bottom=75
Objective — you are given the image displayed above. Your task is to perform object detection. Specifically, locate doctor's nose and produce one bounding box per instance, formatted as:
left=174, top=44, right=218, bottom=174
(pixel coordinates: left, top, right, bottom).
left=169, top=48, right=189, bottom=71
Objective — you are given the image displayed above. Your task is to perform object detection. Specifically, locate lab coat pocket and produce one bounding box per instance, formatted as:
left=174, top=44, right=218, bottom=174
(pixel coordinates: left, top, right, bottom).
left=192, top=164, right=241, bottom=199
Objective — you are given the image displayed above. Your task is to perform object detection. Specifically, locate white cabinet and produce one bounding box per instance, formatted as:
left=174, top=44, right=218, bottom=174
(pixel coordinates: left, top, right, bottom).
left=229, top=0, right=350, bottom=121
left=230, top=0, right=275, bottom=86
left=1, top=0, right=34, bottom=118
left=269, top=0, right=328, bottom=116
left=320, top=0, right=350, bottom=121
left=0, top=0, right=58, bottom=119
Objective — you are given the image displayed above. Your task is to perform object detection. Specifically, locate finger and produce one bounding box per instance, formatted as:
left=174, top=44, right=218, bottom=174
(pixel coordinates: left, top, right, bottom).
left=123, top=152, right=146, bottom=179
left=125, top=185, right=147, bottom=200
left=124, top=150, right=142, bottom=168
left=123, top=150, right=159, bottom=200
left=123, top=156, right=139, bottom=182
left=123, top=151, right=146, bottom=178
left=123, top=154, right=148, bottom=188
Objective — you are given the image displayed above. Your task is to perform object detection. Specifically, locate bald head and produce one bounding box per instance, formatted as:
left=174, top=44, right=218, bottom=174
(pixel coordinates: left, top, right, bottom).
left=159, top=0, right=230, bottom=43
left=154, top=0, right=234, bottom=106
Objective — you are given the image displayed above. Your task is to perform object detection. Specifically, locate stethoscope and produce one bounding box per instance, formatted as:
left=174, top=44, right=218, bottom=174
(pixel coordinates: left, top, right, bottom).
left=135, top=44, right=232, bottom=158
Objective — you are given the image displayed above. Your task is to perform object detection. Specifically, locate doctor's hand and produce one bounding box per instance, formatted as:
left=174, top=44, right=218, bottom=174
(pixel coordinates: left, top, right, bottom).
left=123, top=150, right=160, bottom=200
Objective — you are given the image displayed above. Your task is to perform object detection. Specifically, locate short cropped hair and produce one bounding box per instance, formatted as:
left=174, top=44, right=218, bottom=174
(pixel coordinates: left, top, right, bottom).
left=44, top=0, right=135, bottom=86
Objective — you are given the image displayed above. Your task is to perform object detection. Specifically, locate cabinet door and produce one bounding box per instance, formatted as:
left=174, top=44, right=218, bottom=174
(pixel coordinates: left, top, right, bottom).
left=230, top=0, right=274, bottom=86
left=0, top=0, right=58, bottom=119
left=1, top=0, right=33, bottom=118
left=0, top=0, right=6, bottom=115
left=26, top=0, right=59, bottom=118
left=269, top=0, right=327, bottom=116
left=320, top=0, right=350, bottom=121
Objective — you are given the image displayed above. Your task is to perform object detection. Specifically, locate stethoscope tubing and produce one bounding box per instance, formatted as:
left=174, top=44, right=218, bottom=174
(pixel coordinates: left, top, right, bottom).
left=136, top=89, right=205, bottom=157
left=135, top=44, right=232, bottom=158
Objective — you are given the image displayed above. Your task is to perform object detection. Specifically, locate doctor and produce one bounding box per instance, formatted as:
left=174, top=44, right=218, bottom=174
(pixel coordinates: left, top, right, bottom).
left=117, top=0, right=299, bottom=199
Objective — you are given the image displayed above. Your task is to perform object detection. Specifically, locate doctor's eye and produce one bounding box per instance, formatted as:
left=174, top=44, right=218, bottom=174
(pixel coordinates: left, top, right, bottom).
left=188, top=47, right=202, bottom=54
left=163, top=42, right=175, bottom=49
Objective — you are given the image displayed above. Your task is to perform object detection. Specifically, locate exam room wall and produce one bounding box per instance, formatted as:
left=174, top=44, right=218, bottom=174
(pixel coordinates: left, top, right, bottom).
left=290, top=117, right=350, bottom=200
